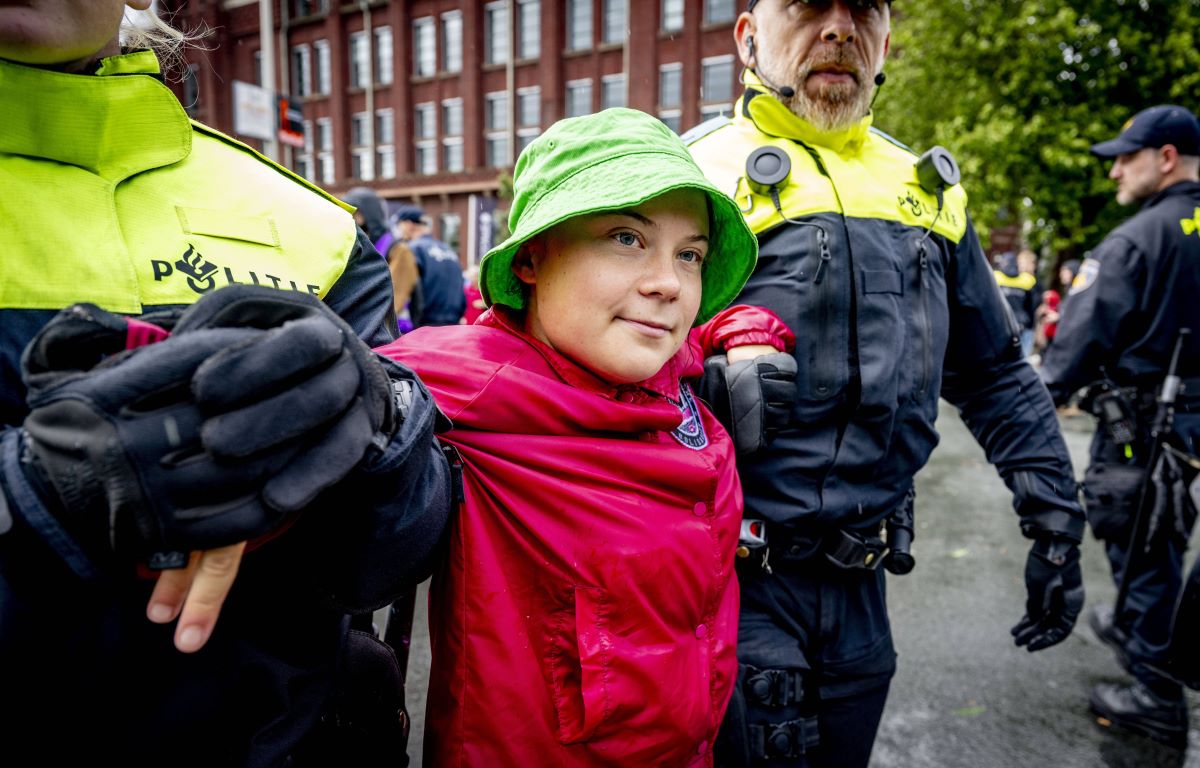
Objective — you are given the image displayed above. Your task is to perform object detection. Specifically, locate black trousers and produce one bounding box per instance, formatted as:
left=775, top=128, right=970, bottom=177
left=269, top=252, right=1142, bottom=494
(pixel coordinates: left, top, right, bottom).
left=716, top=561, right=896, bottom=767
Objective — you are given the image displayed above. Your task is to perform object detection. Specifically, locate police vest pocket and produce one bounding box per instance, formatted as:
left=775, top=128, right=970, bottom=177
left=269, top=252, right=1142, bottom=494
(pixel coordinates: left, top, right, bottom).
left=1081, top=462, right=1146, bottom=541
left=176, top=206, right=281, bottom=247
left=546, top=585, right=611, bottom=745
left=860, top=269, right=903, bottom=295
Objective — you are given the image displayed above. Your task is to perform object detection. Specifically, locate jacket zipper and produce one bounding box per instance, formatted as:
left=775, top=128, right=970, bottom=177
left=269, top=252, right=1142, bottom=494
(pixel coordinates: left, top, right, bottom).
left=813, top=227, right=836, bottom=397
left=916, top=240, right=932, bottom=395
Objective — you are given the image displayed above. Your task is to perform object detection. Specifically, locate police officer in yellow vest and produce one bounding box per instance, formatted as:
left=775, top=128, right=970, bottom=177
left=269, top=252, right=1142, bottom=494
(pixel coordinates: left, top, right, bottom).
left=686, top=2, right=1086, bottom=765
left=0, top=4, right=449, bottom=765
left=993, top=249, right=1042, bottom=358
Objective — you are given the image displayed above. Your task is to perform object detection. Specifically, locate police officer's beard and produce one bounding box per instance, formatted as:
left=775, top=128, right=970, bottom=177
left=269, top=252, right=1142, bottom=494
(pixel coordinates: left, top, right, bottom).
left=775, top=54, right=875, bottom=132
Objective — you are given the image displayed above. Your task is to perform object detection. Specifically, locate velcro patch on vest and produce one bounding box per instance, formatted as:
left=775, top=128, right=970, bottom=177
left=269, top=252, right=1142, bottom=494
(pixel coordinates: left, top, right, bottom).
left=670, top=384, right=709, bottom=451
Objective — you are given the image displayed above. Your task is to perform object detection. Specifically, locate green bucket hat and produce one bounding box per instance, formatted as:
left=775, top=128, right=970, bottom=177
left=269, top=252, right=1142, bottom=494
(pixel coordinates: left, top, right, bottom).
left=480, top=107, right=758, bottom=325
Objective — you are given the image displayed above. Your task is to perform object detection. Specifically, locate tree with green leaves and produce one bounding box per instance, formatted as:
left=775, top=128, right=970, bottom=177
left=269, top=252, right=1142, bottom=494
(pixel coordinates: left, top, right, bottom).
left=876, top=0, right=1200, bottom=266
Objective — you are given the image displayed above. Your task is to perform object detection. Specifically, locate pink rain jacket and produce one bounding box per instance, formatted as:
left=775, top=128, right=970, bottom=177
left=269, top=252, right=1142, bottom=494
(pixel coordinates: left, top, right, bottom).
left=378, top=305, right=792, bottom=767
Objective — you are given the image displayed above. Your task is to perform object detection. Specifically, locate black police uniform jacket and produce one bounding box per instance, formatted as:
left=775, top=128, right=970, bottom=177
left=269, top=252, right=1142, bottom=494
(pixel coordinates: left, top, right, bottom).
left=1042, top=180, right=1200, bottom=400
left=0, top=52, right=450, bottom=767
left=687, top=82, right=1083, bottom=542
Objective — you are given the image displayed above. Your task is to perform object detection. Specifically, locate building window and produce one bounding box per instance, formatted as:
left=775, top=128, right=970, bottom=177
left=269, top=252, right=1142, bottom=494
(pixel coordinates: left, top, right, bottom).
left=376, top=107, right=395, bottom=176
left=415, top=141, right=437, bottom=175
left=441, top=98, right=463, bottom=138
left=313, top=39, right=331, bottom=94
left=601, top=74, right=625, bottom=109
left=701, top=54, right=735, bottom=104
left=517, top=86, right=540, bottom=128
left=440, top=213, right=461, bottom=251
left=602, top=0, right=626, bottom=44
left=661, top=0, right=684, bottom=31
left=292, top=0, right=327, bottom=17
left=348, top=31, right=369, bottom=89
left=517, top=0, right=540, bottom=59
left=704, top=0, right=736, bottom=24
left=375, top=26, right=393, bottom=85
left=441, top=11, right=462, bottom=73
left=290, top=43, right=311, bottom=97
left=517, top=129, right=539, bottom=154
left=565, top=79, right=592, bottom=117
left=485, top=2, right=510, bottom=66
left=413, top=16, right=435, bottom=78
left=296, top=118, right=314, bottom=180
left=659, top=62, right=682, bottom=108
left=376, top=108, right=394, bottom=146
left=351, top=148, right=374, bottom=181
left=414, top=102, right=436, bottom=140
left=376, top=147, right=396, bottom=180
left=443, top=138, right=464, bottom=173
left=485, top=92, right=508, bottom=132
left=659, top=110, right=682, bottom=134
left=351, top=111, right=370, bottom=147
left=699, top=103, right=732, bottom=120
left=566, top=0, right=592, bottom=51
left=486, top=135, right=510, bottom=168
left=316, top=117, right=334, bottom=184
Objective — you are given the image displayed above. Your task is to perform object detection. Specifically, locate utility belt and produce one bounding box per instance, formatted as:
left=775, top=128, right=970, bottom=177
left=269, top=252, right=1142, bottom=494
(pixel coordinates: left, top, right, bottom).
left=738, top=492, right=916, bottom=575
left=1082, top=377, right=1200, bottom=452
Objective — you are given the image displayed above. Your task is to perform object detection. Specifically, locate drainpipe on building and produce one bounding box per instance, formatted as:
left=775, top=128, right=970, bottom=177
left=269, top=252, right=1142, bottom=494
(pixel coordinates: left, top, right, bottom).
left=361, top=0, right=375, bottom=181
left=506, top=0, right=515, bottom=168
left=279, top=0, right=291, bottom=168
left=259, top=0, right=278, bottom=161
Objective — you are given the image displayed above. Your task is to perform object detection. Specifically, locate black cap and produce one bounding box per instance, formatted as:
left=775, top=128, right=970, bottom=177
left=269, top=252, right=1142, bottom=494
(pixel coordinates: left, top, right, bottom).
left=391, top=204, right=425, bottom=223
left=748, top=0, right=891, bottom=8
left=1091, top=104, right=1200, bottom=158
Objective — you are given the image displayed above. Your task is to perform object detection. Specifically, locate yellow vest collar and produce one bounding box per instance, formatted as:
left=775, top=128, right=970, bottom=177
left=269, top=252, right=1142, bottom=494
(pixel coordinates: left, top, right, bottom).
left=738, top=71, right=873, bottom=154
left=0, top=50, right=190, bottom=180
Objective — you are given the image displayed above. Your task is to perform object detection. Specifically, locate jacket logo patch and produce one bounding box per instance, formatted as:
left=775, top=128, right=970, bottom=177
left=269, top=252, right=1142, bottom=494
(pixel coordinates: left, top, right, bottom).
left=150, top=244, right=323, bottom=297
left=898, top=192, right=926, bottom=218
left=1181, top=207, right=1200, bottom=237
left=670, top=384, right=709, bottom=451
left=1070, top=257, right=1100, bottom=295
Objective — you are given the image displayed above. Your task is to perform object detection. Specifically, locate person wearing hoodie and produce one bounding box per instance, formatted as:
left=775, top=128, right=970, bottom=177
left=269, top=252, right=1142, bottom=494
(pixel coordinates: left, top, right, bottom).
left=344, top=187, right=422, bottom=333
left=993, top=249, right=1041, bottom=358
left=379, top=107, right=796, bottom=767
left=0, top=4, right=450, bottom=765
left=684, top=2, right=1086, bottom=765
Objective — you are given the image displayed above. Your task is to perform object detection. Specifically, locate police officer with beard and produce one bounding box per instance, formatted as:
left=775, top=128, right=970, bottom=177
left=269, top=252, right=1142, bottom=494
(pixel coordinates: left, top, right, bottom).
left=1042, top=104, right=1200, bottom=749
left=687, top=2, right=1086, bottom=765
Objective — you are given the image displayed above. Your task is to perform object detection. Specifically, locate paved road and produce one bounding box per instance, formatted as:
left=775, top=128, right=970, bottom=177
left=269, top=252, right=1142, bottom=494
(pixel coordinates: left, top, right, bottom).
left=403, top=403, right=1200, bottom=767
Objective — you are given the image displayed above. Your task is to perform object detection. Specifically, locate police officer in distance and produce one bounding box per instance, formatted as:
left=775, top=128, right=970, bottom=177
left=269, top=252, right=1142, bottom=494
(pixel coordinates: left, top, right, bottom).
left=395, top=205, right=467, bottom=327
left=686, top=1, right=1086, bottom=765
left=1041, top=104, right=1200, bottom=748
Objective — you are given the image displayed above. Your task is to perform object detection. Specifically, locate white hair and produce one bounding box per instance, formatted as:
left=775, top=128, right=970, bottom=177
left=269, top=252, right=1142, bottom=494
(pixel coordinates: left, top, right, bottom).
left=120, top=5, right=209, bottom=78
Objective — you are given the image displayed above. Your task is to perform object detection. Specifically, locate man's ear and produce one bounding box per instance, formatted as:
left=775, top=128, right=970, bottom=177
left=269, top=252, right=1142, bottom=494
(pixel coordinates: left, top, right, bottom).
left=1160, top=144, right=1180, bottom=175
left=734, top=14, right=757, bottom=68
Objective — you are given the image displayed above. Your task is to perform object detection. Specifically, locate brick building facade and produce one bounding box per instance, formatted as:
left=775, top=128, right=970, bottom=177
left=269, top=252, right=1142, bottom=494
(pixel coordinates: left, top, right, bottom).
left=162, top=0, right=742, bottom=267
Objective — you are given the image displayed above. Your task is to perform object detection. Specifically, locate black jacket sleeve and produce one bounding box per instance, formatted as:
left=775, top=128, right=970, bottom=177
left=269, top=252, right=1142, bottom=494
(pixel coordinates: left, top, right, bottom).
left=1039, top=236, right=1145, bottom=404
left=941, top=222, right=1086, bottom=541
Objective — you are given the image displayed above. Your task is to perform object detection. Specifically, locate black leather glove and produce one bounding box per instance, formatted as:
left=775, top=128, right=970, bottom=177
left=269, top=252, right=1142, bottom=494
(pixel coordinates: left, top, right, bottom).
left=700, top=352, right=797, bottom=454
left=1010, top=535, right=1085, bottom=652
left=21, top=285, right=399, bottom=568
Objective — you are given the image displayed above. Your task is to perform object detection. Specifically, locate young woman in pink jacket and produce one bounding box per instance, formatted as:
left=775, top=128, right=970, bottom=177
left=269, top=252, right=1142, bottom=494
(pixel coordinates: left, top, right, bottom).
left=378, top=108, right=794, bottom=766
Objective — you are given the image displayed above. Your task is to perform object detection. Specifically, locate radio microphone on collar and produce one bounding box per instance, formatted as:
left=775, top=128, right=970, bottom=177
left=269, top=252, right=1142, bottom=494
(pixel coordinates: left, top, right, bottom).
left=869, top=71, right=887, bottom=111
left=746, top=35, right=795, bottom=99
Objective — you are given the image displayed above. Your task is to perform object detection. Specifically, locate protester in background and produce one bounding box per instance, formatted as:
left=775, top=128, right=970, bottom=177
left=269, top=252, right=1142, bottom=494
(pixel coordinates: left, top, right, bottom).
left=1042, top=103, right=1200, bottom=748
left=461, top=265, right=486, bottom=325
left=0, top=5, right=450, bottom=764
left=1059, top=258, right=1081, bottom=294
left=394, top=205, right=466, bottom=327
left=381, top=108, right=795, bottom=766
left=1034, top=287, right=1061, bottom=355
left=344, top=187, right=421, bottom=334
left=994, top=249, right=1042, bottom=358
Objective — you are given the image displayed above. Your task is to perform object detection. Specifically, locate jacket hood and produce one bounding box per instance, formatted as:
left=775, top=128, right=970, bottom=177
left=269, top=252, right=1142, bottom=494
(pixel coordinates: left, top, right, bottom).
left=342, top=187, right=389, bottom=242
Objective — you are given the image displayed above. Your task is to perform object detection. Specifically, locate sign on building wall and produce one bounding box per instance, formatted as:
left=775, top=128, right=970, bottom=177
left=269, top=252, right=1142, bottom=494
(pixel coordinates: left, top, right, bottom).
left=232, top=80, right=275, bottom=141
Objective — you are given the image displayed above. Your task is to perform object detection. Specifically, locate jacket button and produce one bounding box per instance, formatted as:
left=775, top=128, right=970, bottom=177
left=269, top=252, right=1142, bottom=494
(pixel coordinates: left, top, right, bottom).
left=693, top=502, right=707, bottom=517
left=695, top=624, right=707, bottom=638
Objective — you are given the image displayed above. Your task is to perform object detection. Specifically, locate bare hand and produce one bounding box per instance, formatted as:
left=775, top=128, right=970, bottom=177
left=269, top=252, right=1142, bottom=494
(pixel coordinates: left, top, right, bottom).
left=146, top=542, right=247, bottom=653
left=725, top=344, right=779, bottom=365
